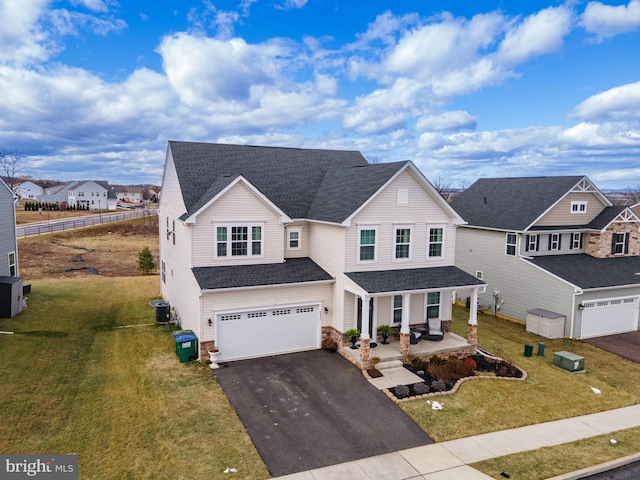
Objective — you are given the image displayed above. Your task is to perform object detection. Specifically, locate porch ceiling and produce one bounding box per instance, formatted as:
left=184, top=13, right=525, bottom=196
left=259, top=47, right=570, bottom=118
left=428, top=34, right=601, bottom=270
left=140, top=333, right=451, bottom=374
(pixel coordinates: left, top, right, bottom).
left=345, top=266, right=485, bottom=295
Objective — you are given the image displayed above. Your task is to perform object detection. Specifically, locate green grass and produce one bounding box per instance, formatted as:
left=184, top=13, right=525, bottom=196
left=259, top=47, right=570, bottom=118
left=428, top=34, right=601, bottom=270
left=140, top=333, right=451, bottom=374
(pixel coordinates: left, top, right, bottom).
left=0, top=277, right=268, bottom=480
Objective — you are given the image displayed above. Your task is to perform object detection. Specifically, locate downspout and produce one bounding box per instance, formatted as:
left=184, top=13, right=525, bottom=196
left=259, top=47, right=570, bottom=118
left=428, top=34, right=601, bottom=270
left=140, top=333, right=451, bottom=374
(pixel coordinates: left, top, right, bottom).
left=571, top=287, right=584, bottom=339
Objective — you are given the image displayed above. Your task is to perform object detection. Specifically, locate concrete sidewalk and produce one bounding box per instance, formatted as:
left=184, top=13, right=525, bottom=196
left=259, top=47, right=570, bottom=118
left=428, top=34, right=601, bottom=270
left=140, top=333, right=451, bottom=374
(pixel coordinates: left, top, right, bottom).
left=275, top=404, right=640, bottom=479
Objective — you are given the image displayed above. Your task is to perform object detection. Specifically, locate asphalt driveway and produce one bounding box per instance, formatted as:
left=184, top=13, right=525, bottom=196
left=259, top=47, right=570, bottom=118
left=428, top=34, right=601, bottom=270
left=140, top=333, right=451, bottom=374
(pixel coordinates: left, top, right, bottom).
left=213, top=349, right=433, bottom=477
left=583, top=331, right=640, bottom=363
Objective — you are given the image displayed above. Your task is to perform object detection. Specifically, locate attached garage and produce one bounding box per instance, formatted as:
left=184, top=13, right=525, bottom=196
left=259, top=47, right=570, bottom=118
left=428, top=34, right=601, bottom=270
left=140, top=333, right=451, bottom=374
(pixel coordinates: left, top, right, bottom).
left=580, top=297, right=639, bottom=338
left=216, top=303, right=321, bottom=362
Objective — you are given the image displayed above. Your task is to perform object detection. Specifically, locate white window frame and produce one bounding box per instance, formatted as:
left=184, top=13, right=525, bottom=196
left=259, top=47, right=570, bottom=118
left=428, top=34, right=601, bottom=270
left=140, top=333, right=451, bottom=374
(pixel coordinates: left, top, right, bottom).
left=425, top=292, right=441, bottom=320
left=214, top=223, right=265, bottom=259
left=550, top=233, right=560, bottom=251
left=571, top=201, right=588, bottom=214
left=571, top=232, right=582, bottom=250
left=391, top=295, right=403, bottom=325
left=613, top=232, right=628, bottom=255
left=505, top=233, right=517, bottom=256
left=476, top=271, right=483, bottom=280
left=427, top=224, right=445, bottom=259
left=357, top=225, right=378, bottom=263
left=161, top=261, right=166, bottom=283
left=527, top=234, right=538, bottom=252
left=8, top=252, right=16, bottom=276
left=393, top=224, right=413, bottom=261
left=287, top=227, right=302, bottom=251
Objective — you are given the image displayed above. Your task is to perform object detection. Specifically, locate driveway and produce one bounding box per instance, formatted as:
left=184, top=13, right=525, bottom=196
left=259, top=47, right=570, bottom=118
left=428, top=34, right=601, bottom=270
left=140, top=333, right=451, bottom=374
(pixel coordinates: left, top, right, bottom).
left=213, top=349, right=433, bottom=477
left=583, top=331, right=640, bottom=363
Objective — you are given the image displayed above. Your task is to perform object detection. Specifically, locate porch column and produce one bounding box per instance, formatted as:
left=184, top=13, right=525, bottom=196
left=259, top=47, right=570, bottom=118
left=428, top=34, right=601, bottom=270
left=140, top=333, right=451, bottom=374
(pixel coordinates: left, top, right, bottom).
left=467, top=287, right=479, bottom=346
left=359, top=295, right=371, bottom=362
left=399, top=293, right=411, bottom=356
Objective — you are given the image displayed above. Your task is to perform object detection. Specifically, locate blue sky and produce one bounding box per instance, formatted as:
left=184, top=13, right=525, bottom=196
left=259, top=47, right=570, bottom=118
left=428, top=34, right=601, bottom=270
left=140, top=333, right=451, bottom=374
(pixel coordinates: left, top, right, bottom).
left=1, top=0, right=640, bottom=189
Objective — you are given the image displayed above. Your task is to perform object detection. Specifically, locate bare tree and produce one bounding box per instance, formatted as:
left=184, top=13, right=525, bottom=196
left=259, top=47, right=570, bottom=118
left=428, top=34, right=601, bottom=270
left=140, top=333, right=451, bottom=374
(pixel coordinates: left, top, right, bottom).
left=431, top=176, right=453, bottom=200
left=0, top=148, right=29, bottom=190
left=625, top=185, right=640, bottom=206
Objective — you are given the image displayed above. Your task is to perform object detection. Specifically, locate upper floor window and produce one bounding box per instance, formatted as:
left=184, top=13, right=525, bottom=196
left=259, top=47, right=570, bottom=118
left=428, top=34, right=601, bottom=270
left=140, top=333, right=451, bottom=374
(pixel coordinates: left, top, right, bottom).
left=392, top=295, right=403, bottom=324
left=215, top=224, right=263, bottom=258
left=358, top=226, right=377, bottom=262
left=549, top=233, right=561, bottom=251
left=428, top=226, right=444, bottom=258
left=8, top=252, right=16, bottom=276
left=571, top=201, right=588, bottom=214
left=394, top=226, right=412, bottom=259
left=612, top=232, right=629, bottom=255
left=570, top=232, right=583, bottom=250
left=287, top=227, right=301, bottom=250
left=525, top=234, right=539, bottom=252
left=505, top=233, right=517, bottom=256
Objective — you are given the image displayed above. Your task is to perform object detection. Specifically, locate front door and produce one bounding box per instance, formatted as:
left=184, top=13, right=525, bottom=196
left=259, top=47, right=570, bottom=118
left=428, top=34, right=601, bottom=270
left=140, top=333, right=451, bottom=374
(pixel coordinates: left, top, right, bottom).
left=357, top=297, right=376, bottom=343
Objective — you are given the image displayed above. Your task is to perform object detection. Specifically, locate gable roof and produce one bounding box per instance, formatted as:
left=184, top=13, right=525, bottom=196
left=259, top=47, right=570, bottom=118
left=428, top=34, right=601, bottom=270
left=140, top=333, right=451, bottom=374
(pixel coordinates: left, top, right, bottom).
left=450, top=176, right=607, bottom=231
left=169, top=141, right=413, bottom=224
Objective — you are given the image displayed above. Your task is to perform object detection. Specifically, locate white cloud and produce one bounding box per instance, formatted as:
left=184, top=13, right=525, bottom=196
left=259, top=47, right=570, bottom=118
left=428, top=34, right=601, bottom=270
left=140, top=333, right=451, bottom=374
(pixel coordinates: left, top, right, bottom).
left=571, top=81, right=640, bottom=122
left=275, top=0, right=308, bottom=10
left=581, top=0, right=640, bottom=39
left=416, top=111, right=477, bottom=132
left=0, top=0, right=55, bottom=65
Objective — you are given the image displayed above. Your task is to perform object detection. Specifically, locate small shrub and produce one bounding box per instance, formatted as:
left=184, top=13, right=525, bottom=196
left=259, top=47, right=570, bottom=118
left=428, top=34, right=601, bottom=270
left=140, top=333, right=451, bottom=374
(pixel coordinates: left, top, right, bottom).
left=413, top=382, right=430, bottom=395
left=431, top=380, right=447, bottom=392
left=464, top=356, right=477, bottom=370
left=410, top=356, right=426, bottom=370
left=395, top=384, right=410, bottom=398
left=429, top=355, right=446, bottom=367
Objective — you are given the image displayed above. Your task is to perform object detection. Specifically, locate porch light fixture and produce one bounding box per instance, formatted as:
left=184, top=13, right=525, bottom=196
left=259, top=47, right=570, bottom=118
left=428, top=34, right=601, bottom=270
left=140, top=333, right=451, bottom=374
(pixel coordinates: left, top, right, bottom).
left=324, top=307, right=329, bottom=314
left=208, top=318, right=212, bottom=326
left=578, top=303, right=585, bottom=311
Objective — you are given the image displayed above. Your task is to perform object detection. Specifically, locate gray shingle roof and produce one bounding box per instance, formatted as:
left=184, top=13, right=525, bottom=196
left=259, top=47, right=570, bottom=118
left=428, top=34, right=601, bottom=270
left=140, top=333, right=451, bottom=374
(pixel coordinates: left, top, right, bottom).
left=346, top=266, right=485, bottom=294
left=169, top=141, right=407, bottom=223
left=450, top=176, right=586, bottom=231
left=586, top=206, right=626, bottom=231
left=526, top=254, right=640, bottom=289
left=192, top=257, right=333, bottom=290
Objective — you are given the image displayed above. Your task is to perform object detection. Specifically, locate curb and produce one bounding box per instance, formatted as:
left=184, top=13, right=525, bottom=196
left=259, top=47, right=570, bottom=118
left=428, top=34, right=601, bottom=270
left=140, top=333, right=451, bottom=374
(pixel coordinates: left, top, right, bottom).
left=546, top=452, right=640, bottom=479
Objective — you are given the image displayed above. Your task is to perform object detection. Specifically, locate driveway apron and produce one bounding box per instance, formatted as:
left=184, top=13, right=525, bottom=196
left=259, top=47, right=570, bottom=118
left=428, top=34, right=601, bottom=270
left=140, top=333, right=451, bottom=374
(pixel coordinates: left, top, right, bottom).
left=583, top=331, right=640, bottom=363
left=213, top=349, right=433, bottom=477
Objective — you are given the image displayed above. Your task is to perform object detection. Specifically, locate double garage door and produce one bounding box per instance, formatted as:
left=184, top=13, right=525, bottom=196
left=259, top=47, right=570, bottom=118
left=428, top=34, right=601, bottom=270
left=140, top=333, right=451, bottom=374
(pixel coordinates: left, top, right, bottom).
left=216, top=303, right=321, bottom=362
left=581, top=297, right=639, bottom=338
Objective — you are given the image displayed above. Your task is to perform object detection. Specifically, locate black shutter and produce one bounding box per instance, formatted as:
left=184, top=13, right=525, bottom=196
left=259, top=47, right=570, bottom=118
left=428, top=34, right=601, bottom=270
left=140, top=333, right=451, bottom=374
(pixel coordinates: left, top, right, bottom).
left=569, top=234, right=574, bottom=250
left=625, top=233, right=629, bottom=254
left=548, top=235, right=552, bottom=250
left=558, top=234, right=562, bottom=250
left=536, top=235, right=540, bottom=251
left=525, top=235, right=530, bottom=252
left=611, top=235, right=617, bottom=254
left=579, top=233, right=583, bottom=249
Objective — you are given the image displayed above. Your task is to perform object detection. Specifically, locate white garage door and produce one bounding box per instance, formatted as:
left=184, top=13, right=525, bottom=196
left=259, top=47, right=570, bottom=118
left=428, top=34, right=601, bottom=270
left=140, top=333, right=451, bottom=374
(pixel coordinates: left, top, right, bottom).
left=581, top=297, right=639, bottom=338
left=216, top=303, right=321, bottom=362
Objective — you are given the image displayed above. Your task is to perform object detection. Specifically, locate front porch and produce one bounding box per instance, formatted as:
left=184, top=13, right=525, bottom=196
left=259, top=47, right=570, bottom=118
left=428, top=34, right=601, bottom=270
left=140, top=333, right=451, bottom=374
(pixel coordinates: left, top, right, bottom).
left=340, top=331, right=476, bottom=368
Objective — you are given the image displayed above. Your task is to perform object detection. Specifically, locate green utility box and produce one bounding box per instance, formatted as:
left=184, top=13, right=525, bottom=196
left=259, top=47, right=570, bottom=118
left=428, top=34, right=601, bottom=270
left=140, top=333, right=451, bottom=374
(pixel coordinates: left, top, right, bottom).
left=553, top=351, right=585, bottom=372
left=175, top=333, right=198, bottom=363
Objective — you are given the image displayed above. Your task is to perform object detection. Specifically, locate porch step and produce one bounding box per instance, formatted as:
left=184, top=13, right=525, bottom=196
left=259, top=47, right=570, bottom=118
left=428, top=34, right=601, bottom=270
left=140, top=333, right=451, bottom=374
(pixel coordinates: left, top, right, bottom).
left=376, top=360, right=404, bottom=370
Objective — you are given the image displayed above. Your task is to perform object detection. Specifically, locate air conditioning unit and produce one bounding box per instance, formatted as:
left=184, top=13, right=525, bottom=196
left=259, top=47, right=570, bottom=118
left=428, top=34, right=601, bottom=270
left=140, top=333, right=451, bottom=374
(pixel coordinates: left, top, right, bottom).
left=553, top=351, right=585, bottom=372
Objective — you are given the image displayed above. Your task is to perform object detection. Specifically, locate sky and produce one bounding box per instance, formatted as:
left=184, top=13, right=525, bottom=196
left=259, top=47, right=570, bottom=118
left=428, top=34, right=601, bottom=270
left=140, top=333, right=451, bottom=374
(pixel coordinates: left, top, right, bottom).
left=1, top=0, right=640, bottom=189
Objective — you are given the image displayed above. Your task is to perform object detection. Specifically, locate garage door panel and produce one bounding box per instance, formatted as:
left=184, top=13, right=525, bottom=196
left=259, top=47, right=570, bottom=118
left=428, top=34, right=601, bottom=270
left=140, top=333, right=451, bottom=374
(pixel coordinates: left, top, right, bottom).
left=581, top=297, right=639, bottom=338
left=217, top=304, right=320, bottom=362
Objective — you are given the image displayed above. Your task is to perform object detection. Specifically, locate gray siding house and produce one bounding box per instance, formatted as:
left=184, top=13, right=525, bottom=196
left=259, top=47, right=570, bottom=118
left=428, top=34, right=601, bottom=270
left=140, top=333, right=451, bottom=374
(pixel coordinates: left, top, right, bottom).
left=451, top=176, right=640, bottom=339
left=0, top=178, right=18, bottom=277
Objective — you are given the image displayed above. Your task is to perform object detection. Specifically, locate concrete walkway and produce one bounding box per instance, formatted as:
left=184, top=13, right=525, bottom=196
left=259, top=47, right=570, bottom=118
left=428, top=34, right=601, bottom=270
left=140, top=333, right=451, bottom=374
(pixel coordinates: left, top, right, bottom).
left=275, top=404, right=640, bottom=479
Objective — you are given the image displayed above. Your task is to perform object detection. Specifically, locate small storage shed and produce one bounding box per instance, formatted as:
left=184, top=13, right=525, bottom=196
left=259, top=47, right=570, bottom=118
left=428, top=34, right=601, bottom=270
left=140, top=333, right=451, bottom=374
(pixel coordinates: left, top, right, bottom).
left=526, top=308, right=565, bottom=339
left=0, top=276, right=24, bottom=318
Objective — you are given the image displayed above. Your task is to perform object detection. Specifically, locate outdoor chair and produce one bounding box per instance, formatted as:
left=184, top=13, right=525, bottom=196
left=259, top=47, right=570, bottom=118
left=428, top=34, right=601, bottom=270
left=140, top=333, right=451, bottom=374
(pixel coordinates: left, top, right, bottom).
left=426, top=318, right=444, bottom=341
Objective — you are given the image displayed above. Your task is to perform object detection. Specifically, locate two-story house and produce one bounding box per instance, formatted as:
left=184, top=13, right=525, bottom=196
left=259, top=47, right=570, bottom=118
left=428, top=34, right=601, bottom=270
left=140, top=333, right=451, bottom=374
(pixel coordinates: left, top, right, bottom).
left=159, top=141, right=485, bottom=364
left=452, top=176, right=640, bottom=339
left=13, top=180, right=44, bottom=200
left=39, top=180, right=117, bottom=210
left=0, top=177, right=23, bottom=318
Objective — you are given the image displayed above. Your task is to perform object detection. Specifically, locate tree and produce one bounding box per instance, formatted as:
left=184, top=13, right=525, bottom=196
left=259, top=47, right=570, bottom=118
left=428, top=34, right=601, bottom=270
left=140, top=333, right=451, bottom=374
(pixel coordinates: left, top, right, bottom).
left=0, top=148, right=29, bottom=190
left=137, top=246, right=157, bottom=275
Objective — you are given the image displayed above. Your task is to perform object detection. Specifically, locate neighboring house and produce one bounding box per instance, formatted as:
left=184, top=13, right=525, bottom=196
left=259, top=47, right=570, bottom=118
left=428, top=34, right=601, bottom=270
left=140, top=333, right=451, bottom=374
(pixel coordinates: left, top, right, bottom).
left=113, top=185, right=143, bottom=204
left=159, top=141, right=485, bottom=364
left=451, top=176, right=640, bottom=339
left=38, top=180, right=117, bottom=210
left=13, top=180, right=44, bottom=200
left=0, top=177, right=23, bottom=318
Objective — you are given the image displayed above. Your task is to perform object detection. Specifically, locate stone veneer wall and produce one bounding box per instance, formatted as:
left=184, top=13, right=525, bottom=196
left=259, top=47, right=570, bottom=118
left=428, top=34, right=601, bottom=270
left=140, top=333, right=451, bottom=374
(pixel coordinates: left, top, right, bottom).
left=586, top=222, right=640, bottom=258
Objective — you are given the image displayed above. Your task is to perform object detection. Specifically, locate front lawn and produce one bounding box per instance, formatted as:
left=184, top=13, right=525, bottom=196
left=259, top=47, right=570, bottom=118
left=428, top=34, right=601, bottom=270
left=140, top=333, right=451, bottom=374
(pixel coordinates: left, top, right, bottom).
left=400, top=306, right=640, bottom=442
left=0, top=277, right=268, bottom=480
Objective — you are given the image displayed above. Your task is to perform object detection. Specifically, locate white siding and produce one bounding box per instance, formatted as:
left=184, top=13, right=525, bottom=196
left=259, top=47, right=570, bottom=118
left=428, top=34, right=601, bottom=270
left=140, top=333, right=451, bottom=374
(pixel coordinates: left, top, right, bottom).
left=534, top=192, right=606, bottom=227
left=284, top=221, right=309, bottom=258
left=346, top=170, right=456, bottom=272
left=190, top=181, right=284, bottom=267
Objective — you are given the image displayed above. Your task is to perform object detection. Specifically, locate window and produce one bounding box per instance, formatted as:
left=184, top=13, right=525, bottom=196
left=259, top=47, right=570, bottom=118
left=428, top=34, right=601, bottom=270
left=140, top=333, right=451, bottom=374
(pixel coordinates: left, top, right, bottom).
left=571, top=201, right=587, bottom=214
left=8, top=252, right=16, bottom=276
left=428, top=226, right=444, bottom=258
left=161, top=261, right=166, bottom=283
left=548, top=233, right=561, bottom=251
left=525, top=234, right=539, bottom=252
left=612, top=232, right=629, bottom=255
left=476, top=271, right=483, bottom=280
left=215, top=224, right=263, bottom=258
left=392, top=295, right=403, bottom=324
left=287, top=227, right=301, bottom=250
left=506, top=233, right=517, bottom=256
left=426, top=292, right=440, bottom=319
left=358, top=227, right=377, bottom=262
left=394, top=226, right=412, bottom=259
left=172, top=220, right=176, bottom=245
left=571, top=232, right=583, bottom=250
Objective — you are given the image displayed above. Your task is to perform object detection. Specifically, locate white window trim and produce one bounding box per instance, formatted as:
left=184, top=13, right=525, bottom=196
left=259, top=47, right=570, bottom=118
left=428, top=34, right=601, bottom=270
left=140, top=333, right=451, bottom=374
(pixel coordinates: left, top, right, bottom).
left=527, top=234, right=538, bottom=252
left=571, top=201, right=588, bottom=214
left=550, top=233, right=560, bottom=251
left=572, top=232, right=582, bottom=249
left=214, top=222, right=265, bottom=259
left=391, top=295, right=402, bottom=325
left=287, top=227, right=302, bottom=251
left=427, top=224, right=446, bottom=259
left=613, top=232, right=628, bottom=255
left=424, top=291, right=441, bottom=320
left=8, top=252, right=16, bottom=276
left=476, top=271, right=483, bottom=280
left=505, top=232, right=517, bottom=256
left=393, top=224, right=413, bottom=261
left=357, top=225, right=378, bottom=263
